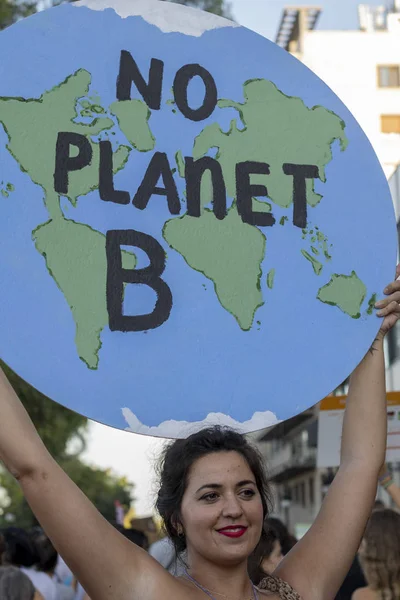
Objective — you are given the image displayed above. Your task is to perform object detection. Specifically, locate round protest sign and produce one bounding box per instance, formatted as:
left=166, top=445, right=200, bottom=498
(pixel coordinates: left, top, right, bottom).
left=0, top=0, right=396, bottom=437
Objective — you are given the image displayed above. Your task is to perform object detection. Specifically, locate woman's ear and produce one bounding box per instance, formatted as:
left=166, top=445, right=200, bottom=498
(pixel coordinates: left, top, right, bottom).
left=172, top=515, right=184, bottom=537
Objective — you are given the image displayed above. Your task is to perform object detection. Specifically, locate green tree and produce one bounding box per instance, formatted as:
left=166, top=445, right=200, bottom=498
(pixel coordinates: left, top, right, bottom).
left=0, top=0, right=35, bottom=30
left=60, top=457, right=134, bottom=522
left=0, top=363, right=134, bottom=527
left=1, top=361, right=88, bottom=460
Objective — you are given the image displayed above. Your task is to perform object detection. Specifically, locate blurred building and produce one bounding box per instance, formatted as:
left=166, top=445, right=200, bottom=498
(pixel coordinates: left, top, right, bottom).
left=255, top=3, right=400, bottom=535
left=258, top=171, right=400, bottom=537
left=276, top=2, right=400, bottom=179
left=387, top=163, right=400, bottom=385
left=255, top=407, right=322, bottom=537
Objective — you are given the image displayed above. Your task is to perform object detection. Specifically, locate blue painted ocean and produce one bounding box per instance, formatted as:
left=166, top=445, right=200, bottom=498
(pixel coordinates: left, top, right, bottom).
left=0, top=3, right=395, bottom=433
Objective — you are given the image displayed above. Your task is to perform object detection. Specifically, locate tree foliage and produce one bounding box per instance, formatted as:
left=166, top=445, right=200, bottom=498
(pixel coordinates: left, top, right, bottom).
left=0, top=0, right=35, bottom=30
left=0, top=363, right=134, bottom=527
left=1, top=361, right=88, bottom=460
left=60, top=457, right=134, bottom=523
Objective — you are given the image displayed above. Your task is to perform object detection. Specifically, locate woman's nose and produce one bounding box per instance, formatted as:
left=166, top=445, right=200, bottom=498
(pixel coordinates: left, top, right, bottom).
left=222, top=494, right=244, bottom=518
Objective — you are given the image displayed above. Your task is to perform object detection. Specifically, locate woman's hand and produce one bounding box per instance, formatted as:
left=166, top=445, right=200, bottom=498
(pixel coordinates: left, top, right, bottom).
left=375, top=264, right=400, bottom=336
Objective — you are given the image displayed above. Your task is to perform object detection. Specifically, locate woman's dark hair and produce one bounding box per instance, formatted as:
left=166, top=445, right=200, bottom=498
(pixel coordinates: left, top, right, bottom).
left=156, top=426, right=273, bottom=558
left=29, top=529, right=58, bottom=574
left=265, top=517, right=297, bottom=556
left=2, top=528, right=38, bottom=568
left=0, top=532, right=5, bottom=565
left=0, top=566, right=35, bottom=600
left=114, top=525, right=149, bottom=551
left=248, top=524, right=279, bottom=585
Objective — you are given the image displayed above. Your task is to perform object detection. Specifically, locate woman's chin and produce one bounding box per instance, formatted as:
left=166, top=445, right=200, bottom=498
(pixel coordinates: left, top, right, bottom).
left=209, top=546, right=254, bottom=567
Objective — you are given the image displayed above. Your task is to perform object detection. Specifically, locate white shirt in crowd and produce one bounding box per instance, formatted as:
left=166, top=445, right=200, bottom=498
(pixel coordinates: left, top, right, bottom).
left=21, top=568, right=58, bottom=600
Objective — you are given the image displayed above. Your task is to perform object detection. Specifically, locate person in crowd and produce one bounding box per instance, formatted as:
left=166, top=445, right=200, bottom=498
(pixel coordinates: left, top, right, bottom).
left=0, top=268, right=398, bottom=600
left=336, top=555, right=367, bottom=600
left=0, top=530, right=6, bottom=564
left=0, top=565, right=41, bottom=600
left=248, top=523, right=283, bottom=585
left=29, top=529, right=74, bottom=600
left=264, top=518, right=297, bottom=556
left=354, top=508, right=400, bottom=600
left=1, top=528, right=47, bottom=599
left=113, top=525, right=149, bottom=551
left=2, top=527, right=38, bottom=569
left=378, top=464, right=400, bottom=509
left=335, top=499, right=386, bottom=600
left=54, top=555, right=74, bottom=589
left=77, top=525, right=150, bottom=600
left=149, top=535, right=186, bottom=576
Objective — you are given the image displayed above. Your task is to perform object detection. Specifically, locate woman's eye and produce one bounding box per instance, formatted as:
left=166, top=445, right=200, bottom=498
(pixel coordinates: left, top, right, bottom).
left=201, top=492, right=219, bottom=502
left=240, top=489, right=256, bottom=499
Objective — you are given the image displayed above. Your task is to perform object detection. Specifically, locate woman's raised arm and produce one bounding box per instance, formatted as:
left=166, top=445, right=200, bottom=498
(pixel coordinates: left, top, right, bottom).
left=276, top=266, right=400, bottom=600
left=0, top=370, right=183, bottom=600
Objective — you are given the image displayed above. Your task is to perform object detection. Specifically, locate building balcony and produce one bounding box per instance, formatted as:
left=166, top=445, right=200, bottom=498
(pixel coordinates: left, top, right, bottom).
left=267, top=446, right=317, bottom=483
left=258, top=408, right=316, bottom=442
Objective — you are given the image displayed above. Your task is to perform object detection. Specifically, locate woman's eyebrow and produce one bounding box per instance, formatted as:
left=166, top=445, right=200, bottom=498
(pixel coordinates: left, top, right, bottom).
left=196, top=483, right=222, bottom=493
left=236, top=479, right=256, bottom=487
left=196, top=479, right=256, bottom=494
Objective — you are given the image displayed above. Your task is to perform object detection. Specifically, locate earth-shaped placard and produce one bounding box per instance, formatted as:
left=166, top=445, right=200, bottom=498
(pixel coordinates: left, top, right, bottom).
left=0, top=0, right=396, bottom=437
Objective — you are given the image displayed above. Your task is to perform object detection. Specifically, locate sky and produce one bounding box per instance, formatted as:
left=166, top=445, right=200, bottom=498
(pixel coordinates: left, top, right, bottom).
left=230, top=0, right=388, bottom=41
left=83, top=0, right=391, bottom=518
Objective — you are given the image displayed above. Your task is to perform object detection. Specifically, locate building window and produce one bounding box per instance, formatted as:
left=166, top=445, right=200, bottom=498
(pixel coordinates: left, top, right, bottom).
left=378, top=65, right=400, bottom=88
left=293, top=484, right=299, bottom=503
left=300, top=482, right=306, bottom=507
left=381, top=115, right=400, bottom=134
left=309, top=477, right=314, bottom=505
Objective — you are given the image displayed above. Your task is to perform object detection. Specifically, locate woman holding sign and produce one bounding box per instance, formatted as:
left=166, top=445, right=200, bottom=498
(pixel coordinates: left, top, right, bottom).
left=0, top=270, right=399, bottom=600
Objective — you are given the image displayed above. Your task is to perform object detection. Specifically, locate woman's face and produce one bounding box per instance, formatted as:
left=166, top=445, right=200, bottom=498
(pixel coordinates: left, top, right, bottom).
left=180, top=451, right=264, bottom=567
left=261, top=540, right=283, bottom=575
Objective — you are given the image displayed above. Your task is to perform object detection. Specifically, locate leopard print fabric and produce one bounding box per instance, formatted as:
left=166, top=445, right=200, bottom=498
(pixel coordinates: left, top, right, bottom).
left=258, top=575, right=302, bottom=599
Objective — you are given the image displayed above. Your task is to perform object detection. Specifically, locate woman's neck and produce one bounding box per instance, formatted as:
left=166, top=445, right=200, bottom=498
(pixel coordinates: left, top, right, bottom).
left=186, top=554, right=254, bottom=599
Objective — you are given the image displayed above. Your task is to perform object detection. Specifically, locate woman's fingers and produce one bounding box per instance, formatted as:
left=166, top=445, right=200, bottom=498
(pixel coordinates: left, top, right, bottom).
left=376, top=291, right=400, bottom=309
left=377, top=300, right=400, bottom=318
left=377, top=267, right=400, bottom=332
left=384, top=279, right=400, bottom=295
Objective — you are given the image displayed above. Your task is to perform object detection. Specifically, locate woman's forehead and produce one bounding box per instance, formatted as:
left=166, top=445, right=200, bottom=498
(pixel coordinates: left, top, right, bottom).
left=187, top=451, right=254, bottom=486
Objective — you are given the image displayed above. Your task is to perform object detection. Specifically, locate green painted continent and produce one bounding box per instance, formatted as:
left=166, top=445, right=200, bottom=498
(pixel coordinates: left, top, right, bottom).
left=317, top=271, right=367, bottom=319
left=193, top=79, right=348, bottom=210
left=301, top=249, right=323, bottom=275
left=33, top=218, right=136, bottom=369
left=110, top=100, right=155, bottom=152
left=163, top=208, right=265, bottom=330
left=0, top=69, right=159, bottom=368
left=267, top=269, right=276, bottom=290
left=168, top=78, right=348, bottom=329
left=0, top=69, right=133, bottom=217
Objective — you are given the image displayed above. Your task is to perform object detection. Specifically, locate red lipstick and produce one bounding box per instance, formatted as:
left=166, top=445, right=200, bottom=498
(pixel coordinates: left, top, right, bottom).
left=217, top=526, right=248, bottom=538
